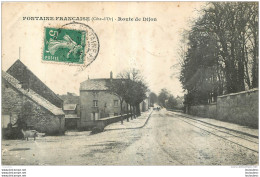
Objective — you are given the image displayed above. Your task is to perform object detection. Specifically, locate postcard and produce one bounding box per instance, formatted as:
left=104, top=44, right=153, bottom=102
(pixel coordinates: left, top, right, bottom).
left=1, top=2, right=258, bottom=176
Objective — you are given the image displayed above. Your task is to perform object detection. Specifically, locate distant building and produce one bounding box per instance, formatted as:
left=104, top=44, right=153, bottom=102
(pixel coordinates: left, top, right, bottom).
left=140, top=98, right=149, bottom=112
left=7, top=60, right=63, bottom=108
left=2, top=71, right=65, bottom=135
left=59, top=92, right=80, bottom=129
left=79, top=72, right=128, bottom=129
left=63, top=104, right=80, bottom=130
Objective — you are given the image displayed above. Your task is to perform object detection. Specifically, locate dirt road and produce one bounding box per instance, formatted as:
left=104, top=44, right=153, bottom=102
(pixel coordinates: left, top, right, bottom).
left=2, top=110, right=258, bottom=165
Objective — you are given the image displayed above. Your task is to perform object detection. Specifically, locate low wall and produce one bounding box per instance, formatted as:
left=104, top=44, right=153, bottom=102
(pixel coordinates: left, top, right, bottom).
left=217, top=89, right=258, bottom=128
left=187, top=88, right=258, bottom=128
left=78, top=114, right=132, bottom=130
left=96, top=114, right=132, bottom=129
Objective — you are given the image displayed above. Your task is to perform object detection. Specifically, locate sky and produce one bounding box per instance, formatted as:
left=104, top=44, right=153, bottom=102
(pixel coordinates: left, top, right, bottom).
left=2, top=2, right=205, bottom=96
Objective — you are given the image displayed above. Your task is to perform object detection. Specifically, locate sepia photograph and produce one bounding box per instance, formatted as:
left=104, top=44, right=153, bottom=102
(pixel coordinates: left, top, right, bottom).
left=1, top=1, right=259, bottom=176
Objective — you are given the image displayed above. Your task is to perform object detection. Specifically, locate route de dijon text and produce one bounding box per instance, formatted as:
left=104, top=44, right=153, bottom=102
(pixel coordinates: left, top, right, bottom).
left=118, top=17, right=157, bottom=22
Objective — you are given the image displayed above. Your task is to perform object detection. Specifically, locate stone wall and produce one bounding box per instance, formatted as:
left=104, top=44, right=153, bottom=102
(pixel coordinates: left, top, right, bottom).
left=189, top=103, right=217, bottom=119
left=217, top=89, right=258, bottom=128
left=2, top=80, right=65, bottom=135
left=96, top=114, right=132, bottom=129
left=188, top=89, right=258, bottom=128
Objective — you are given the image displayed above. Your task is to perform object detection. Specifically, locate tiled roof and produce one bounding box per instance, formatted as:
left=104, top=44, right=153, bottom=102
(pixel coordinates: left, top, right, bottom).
left=63, top=104, right=77, bottom=111
left=2, top=71, right=64, bottom=116
left=80, top=79, right=110, bottom=91
left=80, top=78, right=126, bottom=91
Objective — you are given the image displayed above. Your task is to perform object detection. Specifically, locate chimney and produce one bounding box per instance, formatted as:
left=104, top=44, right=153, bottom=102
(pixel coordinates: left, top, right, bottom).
left=110, top=71, right=113, bottom=79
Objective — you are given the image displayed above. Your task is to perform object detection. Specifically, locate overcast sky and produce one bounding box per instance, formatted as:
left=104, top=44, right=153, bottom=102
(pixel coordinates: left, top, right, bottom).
left=2, top=2, right=205, bottom=96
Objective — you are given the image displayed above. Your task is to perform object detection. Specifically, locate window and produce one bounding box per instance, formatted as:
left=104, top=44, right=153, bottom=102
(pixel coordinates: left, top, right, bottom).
left=91, top=112, right=99, bottom=121
left=93, top=100, right=98, bottom=107
left=114, top=100, right=119, bottom=107
left=92, top=92, right=98, bottom=98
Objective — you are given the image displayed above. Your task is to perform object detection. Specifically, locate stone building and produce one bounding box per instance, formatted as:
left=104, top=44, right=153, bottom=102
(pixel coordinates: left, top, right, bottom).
left=7, top=60, right=63, bottom=108
left=59, top=92, right=80, bottom=129
left=79, top=73, right=128, bottom=129
left=2, top=71, right=65, bottom=135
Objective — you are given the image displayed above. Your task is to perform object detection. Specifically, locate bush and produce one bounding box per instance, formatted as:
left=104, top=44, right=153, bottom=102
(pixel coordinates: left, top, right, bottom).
left=2, top=127, right=23, bottom=140
left=91, top=127, right=104, bottom=134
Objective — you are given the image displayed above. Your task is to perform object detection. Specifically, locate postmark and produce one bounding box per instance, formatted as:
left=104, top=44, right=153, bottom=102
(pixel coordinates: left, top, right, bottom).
left=42, top=22, right=99, bottom=67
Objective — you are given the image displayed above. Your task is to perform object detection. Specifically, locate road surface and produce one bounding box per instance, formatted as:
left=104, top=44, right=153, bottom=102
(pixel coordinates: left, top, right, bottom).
left=2, top=109, right=258, bottom=165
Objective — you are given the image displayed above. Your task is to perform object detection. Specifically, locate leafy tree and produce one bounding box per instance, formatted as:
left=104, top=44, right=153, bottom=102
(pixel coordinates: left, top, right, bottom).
left=120, top=69, right=148, bottom=117
left=158, top=89, right=170, bottom=107
left=106, top=79, right=128, bottom=124
left=180, top=2, right=258, bottom=106
left=149, top=92, right=158, bottom=106
left=107, top=68, right=149, bottom=122
left=166, top=96, right=178, bottom=109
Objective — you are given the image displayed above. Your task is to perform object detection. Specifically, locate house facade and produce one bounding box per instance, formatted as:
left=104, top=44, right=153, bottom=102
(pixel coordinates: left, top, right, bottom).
left=2, top=71, right=65, bottom=136
left=79, top=73, right=128, bottom=129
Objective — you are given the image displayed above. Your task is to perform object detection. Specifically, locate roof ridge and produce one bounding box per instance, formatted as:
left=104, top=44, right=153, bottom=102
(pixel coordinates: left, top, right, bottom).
left=2, top=71, right=64, bottom=116
left=7, top=59, right=63, bottom=103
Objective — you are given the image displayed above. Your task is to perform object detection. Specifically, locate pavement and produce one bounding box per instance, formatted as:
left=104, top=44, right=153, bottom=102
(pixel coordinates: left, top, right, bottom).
left=168, top=111, right=258, bottom=138
left=104, top=109, right=153, bottom=130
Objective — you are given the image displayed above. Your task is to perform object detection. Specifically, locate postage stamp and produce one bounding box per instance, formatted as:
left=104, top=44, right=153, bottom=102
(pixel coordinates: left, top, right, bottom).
left=43, top=22, right=99, bottom=66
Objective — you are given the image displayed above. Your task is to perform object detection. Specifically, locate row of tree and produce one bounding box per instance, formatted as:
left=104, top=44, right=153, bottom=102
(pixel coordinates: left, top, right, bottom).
left=180, top=2, right=258, bottom=105
left=149, top=89, right=184, bottom=110
left=106, top=69, right=148, bottom=123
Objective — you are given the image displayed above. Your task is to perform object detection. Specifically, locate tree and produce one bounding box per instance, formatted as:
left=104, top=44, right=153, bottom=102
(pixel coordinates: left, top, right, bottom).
left=180, top=2, right=258, bottom=106
left=166, top=96, right=178, bottom=109
left=132, top=80, right=148, bottom=116
left=107, top=68, right=149, bottom=122
left=106, top=79, right=128, bottom=124
left=149, top=92, right=158, bottom=106
left=119, top=68, right=149, bottom=117
left=158, top=89, right=170, bottom=107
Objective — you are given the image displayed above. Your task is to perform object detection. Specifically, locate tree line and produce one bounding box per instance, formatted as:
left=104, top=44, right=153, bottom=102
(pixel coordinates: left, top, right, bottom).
left=106, top=69, right=148, bottom=123
left=180, top=2, right=258, bottom=106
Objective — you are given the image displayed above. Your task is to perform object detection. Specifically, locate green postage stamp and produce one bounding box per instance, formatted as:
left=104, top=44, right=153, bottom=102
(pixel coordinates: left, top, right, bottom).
left=43, top=27, right=86, bottom=64
left=42, top=22, right=99, bottom=67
